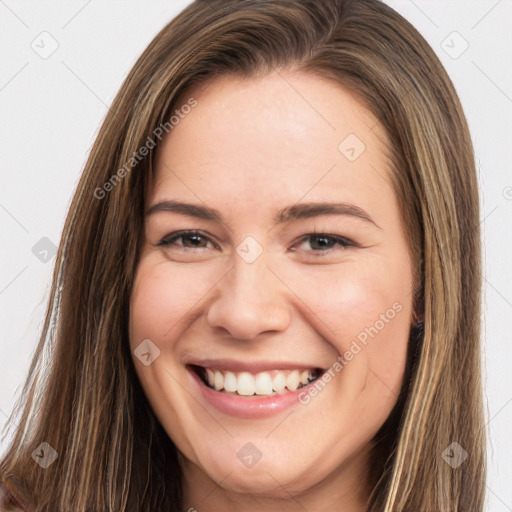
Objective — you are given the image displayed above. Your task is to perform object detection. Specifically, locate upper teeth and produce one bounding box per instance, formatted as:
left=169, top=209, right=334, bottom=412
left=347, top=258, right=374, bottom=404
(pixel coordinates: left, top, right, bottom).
left=204, top=368, right=316, bottom=396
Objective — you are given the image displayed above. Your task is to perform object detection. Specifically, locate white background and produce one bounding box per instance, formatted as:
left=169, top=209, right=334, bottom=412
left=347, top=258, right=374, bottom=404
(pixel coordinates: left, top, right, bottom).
left=0, top=1, right=511, bottom=510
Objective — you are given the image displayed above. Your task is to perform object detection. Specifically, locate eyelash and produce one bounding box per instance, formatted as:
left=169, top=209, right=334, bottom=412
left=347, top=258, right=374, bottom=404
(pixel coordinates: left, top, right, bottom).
left=156, top=229, right=356, bottom=255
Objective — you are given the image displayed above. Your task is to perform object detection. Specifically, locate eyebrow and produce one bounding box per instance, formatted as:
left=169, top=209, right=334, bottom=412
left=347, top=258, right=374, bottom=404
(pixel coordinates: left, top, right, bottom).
left=146, top=200, right=380, bottom=229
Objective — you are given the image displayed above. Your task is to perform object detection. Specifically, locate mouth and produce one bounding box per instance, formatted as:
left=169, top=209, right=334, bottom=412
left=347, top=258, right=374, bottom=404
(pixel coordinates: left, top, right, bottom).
left=188, top=364, right=324, bottom=397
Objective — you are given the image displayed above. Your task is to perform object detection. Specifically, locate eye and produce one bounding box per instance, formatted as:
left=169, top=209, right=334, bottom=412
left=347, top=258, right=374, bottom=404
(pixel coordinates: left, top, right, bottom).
left=156, top=230, right=219, bottom=250
left=155, top=230, right=356, bottom=257
left=293, top=233, right=355, bottom=254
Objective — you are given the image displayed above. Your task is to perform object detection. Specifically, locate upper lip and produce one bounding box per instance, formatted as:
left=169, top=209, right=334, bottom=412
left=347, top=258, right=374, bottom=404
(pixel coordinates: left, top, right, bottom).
left=185, top=358, right=326, bottom=373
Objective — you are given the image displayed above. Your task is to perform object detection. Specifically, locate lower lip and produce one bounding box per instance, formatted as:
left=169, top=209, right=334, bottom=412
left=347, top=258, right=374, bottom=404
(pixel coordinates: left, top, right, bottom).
left=188, top=368, right=314, bottom=419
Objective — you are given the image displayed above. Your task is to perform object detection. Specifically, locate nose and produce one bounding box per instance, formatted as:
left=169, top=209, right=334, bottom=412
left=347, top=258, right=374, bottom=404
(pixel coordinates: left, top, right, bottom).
left=206, top=254, right=292, bottom=341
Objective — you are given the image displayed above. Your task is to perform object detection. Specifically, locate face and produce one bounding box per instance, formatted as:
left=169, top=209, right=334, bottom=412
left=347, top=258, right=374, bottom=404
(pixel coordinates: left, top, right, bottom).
left=129, top=70, right=415, bottom=507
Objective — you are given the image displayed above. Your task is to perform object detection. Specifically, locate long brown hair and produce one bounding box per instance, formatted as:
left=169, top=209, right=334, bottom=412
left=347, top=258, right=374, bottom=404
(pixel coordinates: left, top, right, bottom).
left=0, top=0, right=485, bottom=510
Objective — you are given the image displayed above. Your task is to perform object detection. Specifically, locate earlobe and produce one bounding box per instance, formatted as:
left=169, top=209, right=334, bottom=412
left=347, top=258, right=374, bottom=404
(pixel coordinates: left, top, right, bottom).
left=413, top=320, right=424, bottom=331
left=410, top=307, right=424, bottom=331
left=413, top=314, right=424, bottom=326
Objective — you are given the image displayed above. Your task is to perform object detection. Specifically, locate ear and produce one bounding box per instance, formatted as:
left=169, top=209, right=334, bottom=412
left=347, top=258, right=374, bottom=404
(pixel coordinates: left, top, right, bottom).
left=412, top=311, right=424, bottom=327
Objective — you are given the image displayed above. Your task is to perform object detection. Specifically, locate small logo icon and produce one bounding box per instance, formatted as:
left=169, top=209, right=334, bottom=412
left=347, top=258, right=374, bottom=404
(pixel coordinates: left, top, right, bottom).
left=32, top=237, right=57, bottom=263
left=503, top=186, right=512, bottom=201
left=441, top=441, right=468, bottom=468
left=236, top=442, right=262, bottom=468
left=338, top=134, right=366, bottom=162
left=31, top=31, right=59, bottom=60
left=441, top=31, right=469, bottom=59
left=31, top=442, right=58, bottom=468
left=134, top=339, right=161, bottom=366
left=236, top=235, right=263, bottom=264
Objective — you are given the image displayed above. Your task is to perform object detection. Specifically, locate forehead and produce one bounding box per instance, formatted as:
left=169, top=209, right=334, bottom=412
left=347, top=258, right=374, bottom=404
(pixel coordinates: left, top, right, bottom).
left=151, top=71, right=393, bottom=220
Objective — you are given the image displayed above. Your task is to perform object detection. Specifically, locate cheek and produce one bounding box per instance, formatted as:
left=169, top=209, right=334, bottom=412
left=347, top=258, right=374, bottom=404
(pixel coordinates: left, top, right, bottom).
left=287, top=258, right=411, bottom=331
left=283, top=260, right=412, bottom=392
left=129, top=256, right=217, bottom=345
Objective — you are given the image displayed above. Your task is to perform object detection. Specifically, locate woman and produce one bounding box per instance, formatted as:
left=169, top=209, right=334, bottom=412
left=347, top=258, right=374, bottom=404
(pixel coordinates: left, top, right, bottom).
left=0, top=0, right=485, bottom=510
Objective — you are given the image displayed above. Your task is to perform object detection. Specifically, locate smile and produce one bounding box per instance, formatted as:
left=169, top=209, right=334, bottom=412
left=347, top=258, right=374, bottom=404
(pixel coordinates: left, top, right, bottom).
left=192, top=366, right=323, bottom=396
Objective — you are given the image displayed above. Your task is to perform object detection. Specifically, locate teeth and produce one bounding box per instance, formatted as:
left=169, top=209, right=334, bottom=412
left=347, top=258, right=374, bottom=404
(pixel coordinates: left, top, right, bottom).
left=200, top=367, right=318, bottom=396
left=272, top=372, right=287, bottom=393
left=237, top=372, right=255, bottom=396
left=224, top=371, right=237, bottom=392
left=214, top=370, right=224, bottom=391
left=300, top=370, right=310, bottom=385
left=286, top=370, right=300, bottom=391
left=254, top=372, right=273, bottom=395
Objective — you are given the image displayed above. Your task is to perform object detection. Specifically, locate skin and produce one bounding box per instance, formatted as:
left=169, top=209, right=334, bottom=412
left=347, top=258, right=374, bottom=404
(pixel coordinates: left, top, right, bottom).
left=129, top=70, right=415, bottom=512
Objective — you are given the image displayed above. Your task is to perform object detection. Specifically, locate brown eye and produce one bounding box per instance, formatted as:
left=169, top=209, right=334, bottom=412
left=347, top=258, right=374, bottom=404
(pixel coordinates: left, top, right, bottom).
left=302, top=234, right=354, bottom=251
left=309, top=235, right=337, bottom=250
left=180, top=234, right=208, bottom=248
left=157, top=230, right=217, bottom=250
